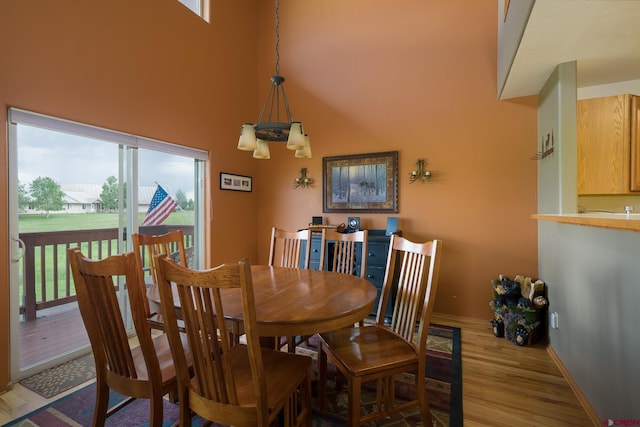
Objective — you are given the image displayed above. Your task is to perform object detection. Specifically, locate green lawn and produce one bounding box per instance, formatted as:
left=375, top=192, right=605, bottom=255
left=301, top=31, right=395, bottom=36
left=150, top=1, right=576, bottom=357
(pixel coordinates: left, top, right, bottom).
left=18, top=211, right=194, bottom=305
left=19, top=211, right=194, bottom=232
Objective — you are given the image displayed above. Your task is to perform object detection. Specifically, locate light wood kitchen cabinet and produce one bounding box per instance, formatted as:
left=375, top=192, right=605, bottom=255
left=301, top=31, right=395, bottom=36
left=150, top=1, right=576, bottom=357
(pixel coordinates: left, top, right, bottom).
left=577, top=94, right=640, bottom=195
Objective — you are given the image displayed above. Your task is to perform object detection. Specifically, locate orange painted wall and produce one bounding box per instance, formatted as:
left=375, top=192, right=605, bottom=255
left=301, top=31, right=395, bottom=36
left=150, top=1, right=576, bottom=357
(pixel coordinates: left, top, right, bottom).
left=0, top=0, right=538, bottom=389
left=252, top=0, right=539, bottom=317
left=0, top=0, right=261, bottom=390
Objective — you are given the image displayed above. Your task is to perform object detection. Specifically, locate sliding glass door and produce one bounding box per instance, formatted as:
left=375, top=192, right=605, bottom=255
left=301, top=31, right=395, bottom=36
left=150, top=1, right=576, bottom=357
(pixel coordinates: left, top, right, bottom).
left=8, top=108, right=207, bottom=380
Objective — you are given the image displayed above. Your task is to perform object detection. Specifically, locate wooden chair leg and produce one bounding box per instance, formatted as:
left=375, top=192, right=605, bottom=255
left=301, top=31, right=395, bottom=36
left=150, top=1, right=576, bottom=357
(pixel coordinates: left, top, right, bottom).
left=348, top=376, right=362, bottom=427
left=302, top=372, right=312, bottom=426
left=417, top=375, right=433, bottom=426
left=284, top=398, right=292, bottom=427
left=93, top=379, right=109, bottom=427
left=150, top=392, right=163, bottom=427
left=179, top=393, right=191, bottom=427
left=318, top=344, right=328, bottom=410
left=422, top=403, right=434, bottom=427
left=385, top=376, right=394, bottom=413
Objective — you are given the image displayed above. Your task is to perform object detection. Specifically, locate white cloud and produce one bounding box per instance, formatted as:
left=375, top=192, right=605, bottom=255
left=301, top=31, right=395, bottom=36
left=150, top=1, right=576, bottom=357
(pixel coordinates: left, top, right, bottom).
left=17, top=124, right=196, bottom=200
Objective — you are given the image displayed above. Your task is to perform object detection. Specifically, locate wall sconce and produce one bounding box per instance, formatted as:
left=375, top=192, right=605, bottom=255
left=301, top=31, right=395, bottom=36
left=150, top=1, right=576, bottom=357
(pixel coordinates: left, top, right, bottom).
left=409, top=159, right=432, bottom=183
left=294, top=167, right=313, bottom=188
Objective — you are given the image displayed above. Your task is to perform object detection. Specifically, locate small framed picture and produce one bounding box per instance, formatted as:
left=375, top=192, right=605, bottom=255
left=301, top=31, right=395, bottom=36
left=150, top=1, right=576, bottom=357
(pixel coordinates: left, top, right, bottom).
left=220, top=172, right=252, bottom=192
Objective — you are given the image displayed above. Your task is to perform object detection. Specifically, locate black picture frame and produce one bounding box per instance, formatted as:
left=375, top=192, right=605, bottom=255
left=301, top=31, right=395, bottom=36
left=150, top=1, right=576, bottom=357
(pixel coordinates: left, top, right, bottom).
left=323, top=151, right=398, bottom=213
left=220, top=172, right=252, bottom=192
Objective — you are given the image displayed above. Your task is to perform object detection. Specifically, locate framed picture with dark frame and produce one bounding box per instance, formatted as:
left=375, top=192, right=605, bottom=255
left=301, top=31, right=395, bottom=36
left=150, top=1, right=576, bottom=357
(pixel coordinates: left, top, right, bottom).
left=323, top=151, right=398, bottom=213
left=220, top=172, right=252, bottom=192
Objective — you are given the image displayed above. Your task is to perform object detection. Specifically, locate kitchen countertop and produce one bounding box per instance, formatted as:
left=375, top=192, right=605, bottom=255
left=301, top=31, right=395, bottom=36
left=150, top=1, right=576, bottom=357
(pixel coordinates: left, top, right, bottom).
left=532, top=213, right=640, bottom=232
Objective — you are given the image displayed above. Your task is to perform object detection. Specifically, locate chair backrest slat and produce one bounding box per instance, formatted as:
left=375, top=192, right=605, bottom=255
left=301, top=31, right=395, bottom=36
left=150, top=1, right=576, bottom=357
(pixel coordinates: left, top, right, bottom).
left=319, top=229, right=368, bottom=277
left=132, top=230, right=188, bottom=283
left=268, top=227, right=311, bottom=269
left=132, top=231, right=187, bottom=322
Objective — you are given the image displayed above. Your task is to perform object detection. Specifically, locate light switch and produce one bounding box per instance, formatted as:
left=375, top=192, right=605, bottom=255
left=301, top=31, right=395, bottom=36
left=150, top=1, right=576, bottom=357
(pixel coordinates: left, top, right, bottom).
left=550, top=312, right=559, bottom=329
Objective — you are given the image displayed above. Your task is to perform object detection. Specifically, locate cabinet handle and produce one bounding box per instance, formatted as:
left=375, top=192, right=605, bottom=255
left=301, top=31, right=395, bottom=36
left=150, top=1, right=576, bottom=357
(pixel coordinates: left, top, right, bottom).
left=313, top=249, right=318, bottom=252
left=368, top=253, right=374, bottom=257
left=367, top=274, right=374, bottom=278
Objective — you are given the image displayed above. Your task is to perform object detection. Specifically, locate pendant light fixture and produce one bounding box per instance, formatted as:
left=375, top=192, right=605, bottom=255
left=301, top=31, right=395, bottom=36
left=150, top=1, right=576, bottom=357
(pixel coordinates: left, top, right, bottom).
left=237, top=0, right=311, bottom=159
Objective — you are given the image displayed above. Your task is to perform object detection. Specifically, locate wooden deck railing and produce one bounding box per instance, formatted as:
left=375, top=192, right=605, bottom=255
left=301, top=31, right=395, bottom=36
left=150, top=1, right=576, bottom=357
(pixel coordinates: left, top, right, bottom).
left=18, top=225, right=194, bottom=321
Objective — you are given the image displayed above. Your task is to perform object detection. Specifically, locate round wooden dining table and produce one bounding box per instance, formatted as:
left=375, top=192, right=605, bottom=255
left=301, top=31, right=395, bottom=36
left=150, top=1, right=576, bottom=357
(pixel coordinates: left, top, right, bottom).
left=147, top=264, right=378, bottom=338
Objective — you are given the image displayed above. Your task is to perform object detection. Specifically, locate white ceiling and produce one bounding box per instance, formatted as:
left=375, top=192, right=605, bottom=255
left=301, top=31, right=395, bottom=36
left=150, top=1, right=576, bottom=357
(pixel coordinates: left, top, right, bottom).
left=500, top=0, right=640, bottom=99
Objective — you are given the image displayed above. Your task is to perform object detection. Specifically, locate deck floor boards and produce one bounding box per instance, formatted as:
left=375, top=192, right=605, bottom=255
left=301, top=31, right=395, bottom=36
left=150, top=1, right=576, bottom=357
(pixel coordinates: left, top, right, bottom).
left=19, top=305, right=89, bottom=368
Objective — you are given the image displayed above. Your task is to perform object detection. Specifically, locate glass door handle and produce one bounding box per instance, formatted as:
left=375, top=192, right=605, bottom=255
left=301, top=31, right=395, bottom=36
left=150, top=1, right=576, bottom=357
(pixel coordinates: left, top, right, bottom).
left=11, top=236, right=25, bottom=262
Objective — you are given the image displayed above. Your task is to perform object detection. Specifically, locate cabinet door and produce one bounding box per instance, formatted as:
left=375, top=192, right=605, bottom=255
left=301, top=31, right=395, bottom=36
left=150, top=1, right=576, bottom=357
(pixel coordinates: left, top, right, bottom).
left=307, top=235, right=322, bottom=270
left=577, top=94, right=631, bottom=195
left=630, top=96, right=640, bottom=191
left=364, top=241, right=393, bottom=318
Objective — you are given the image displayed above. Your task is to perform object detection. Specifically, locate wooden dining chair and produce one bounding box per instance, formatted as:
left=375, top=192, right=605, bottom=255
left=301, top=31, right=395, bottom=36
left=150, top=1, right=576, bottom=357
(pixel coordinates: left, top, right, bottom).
left=132, top=230, right=188, bottom=284
left=319, top=229, right=368, bottom=277
left=68, top=247, right=191, bottom=427
left=131, top=230, right=188, bottom=330
left=317, top=235, right=443, bottom=426
left=314, top=229, right=369, bottom=338
left=134, top=230, right=246, bottom=344
left=268, top=227, right=311, bottom=269
left=268, top=227, right=312, bottom=351
left=154, top=255, right=313, bottom=427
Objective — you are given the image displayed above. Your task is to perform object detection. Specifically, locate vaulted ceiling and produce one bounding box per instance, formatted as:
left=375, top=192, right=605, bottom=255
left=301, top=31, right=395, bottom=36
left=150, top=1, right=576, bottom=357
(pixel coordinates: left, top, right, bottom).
left=500, top=0, right=640, bottom=99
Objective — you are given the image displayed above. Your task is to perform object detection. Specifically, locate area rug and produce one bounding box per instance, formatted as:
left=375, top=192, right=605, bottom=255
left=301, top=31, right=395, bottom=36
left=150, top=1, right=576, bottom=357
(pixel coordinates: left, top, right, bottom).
left=304, top=324, right=462, bottom=427
left=19, top=353, right=96, bottom=399
left=7, top=324, right=461, bottom=427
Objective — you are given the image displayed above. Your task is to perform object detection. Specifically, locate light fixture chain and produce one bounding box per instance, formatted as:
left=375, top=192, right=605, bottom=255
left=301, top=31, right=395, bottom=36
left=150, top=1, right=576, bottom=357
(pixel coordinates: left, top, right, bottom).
left=275, top=0, right=280, bottom=76
left=237, top=0, right=311, bottom=155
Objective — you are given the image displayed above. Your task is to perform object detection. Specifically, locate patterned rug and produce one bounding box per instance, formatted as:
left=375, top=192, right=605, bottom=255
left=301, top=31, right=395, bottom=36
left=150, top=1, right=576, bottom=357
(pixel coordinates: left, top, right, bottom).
left=8, top=324, right=461, bottom=426
left=19, top=353, right=96, bottom=399
left=305, top=324, right=462, bottom=427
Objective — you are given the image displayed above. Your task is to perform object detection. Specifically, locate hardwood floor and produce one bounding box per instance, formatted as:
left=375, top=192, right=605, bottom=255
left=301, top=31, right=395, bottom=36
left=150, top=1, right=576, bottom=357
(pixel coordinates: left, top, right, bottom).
left=430, top=313, right=599, bottom=427
left=0, top=313, right=599, bottom=426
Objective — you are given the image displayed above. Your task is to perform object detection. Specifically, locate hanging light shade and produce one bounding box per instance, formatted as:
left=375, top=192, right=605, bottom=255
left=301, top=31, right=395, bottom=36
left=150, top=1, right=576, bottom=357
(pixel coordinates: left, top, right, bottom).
left=286, top=122, right=306, bottom=150
left=237, top=123, right=257, bottom=151
left=295, top=135, right=312, bottom=158
left=253, top=139, right=271, bottom=159
left=237, top=0, right=311, bottom=159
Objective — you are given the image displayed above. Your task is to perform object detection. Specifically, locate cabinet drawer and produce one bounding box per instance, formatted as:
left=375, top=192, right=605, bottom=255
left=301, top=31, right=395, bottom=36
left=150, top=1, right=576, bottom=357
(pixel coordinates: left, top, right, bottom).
left=366, top=243, right=388, bottom=266
left=364, top=266, right=385, bottom=287
left=309, top=241, right=321, bottom=262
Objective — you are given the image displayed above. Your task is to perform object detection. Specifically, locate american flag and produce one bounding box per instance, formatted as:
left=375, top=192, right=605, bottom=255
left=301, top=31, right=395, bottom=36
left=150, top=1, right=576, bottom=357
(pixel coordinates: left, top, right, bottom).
left=142, top=185, right=178, bottom=226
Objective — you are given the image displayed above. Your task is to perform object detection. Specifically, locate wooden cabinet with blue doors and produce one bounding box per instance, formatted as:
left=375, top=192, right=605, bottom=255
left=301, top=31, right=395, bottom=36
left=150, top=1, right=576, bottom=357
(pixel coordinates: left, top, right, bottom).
left=303, top=229, right=399, bottom=319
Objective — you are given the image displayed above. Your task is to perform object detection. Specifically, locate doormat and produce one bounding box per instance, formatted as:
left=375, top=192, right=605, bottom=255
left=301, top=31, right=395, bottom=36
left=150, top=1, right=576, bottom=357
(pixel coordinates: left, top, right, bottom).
left=19, top=353, right=96, bottom=399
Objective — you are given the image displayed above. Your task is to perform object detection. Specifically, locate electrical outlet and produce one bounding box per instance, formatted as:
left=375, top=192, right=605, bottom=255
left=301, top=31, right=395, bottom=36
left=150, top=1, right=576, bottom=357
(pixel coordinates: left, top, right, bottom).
left=550, top=312, right=559, bottom=329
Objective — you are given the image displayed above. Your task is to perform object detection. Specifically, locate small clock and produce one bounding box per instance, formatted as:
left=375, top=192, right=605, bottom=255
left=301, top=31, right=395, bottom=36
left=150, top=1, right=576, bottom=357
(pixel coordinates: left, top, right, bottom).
left=347, top=216, right=360, bottom=231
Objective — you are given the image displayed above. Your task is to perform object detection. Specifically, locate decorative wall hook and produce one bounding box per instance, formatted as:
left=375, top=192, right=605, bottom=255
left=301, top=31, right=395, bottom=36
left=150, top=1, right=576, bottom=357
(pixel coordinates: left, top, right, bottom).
left=530, top=130, right=554, bottom=160
left=294, top=167, right=313, bottom=188
left=409, top=159, right=432, bottom=183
